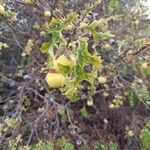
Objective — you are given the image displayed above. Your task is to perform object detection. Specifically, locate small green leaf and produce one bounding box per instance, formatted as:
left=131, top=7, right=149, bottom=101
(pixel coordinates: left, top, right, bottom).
left=80, top=106, right=89, bottom=118
left=95, top=142, right=105, bottom=150
left=64, top=12, right=78, bottom=27
left=128, top=92, right=138, bottom=108
left=109, top=142, right=118, bottom=150
left=57, top=63, right=71, bottom=74
left=56, top=136, right=74, bottom=150
left=40, top=41, right=52, bottom=53
left=140, top=128, right=150, bottom=150
left=48, top=17, right=64, bottom=32
left=108, top=0, right=121, bottom=13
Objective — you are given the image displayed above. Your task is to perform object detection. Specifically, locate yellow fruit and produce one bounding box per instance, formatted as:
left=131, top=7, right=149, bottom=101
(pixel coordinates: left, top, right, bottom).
left=103, top=92, right=109, bottom=97
left=53, top=54, right=76, bottom=72
left=103, top=44, right=112, bottom=49
left=40, top=31, right=46, bottom=36
left=123, top=91, right=128, bottom=96
left=87, top=100, right=93, bottom=106
left=141, top=62, right=148, bottom=69
left=45, top=72, right=65, bottom=88
left=44, top=10, right=51, bottom=17
left=25, top=0, right=32, bottom=4
left=21, top=52, right=26, bottom=57
left=109, top=103, right=115, bottom=109
left=0, top=5, right=5, bottom=15
left=98, top=75, right=107, bottom=84
left=127, top=130, right=134, bottom=137
left=134, top=20, right=139, bottom=26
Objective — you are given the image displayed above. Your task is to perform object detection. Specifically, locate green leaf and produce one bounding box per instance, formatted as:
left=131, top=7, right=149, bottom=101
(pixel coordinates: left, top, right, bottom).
left=87, top=19, right=108, bottom=32
left=80, top=106, right=89, bottom=118
left=61, top=79, right=79, bottom=101
left=43, top=142, right=54, bottom=150
left=87, top=20, right=100, bottom=31
left=63, top=143, right=74, bottom=150
left=109, top=142, right=118, bottom=150
left=87, top=19, right=109, bottom=48
left=108, top=0, right=121, bottom=13
left=56, top=137, right=74, bottom=150
left=79, top=37, right=102, bottom=68
left=128, top=92, right=138, bottom=108
left=61, top=37, right=103, bottom=102
left=141, top=67, right=150, bottom=78
left=57, top=137, right=67, bottom=148
left=57, top=63, right=71, bottom=74
left=64, top=12, right=78, bottom=27
left=40, top=41, right=53, bottom=53
left=40, top=32, right=66, bottom=53
left=48, top=17, right=64, bottom=32
left=95, top=142, right=105, bottom=150
left=140, top=128, right=150, bottom=150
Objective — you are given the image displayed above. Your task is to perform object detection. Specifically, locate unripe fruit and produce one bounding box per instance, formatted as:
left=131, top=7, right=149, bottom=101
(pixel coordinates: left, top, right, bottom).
left=0, top=5, right=5, bottom=15
left=123, top=91, right=128, bottom=96
left=134, top=20, right=139, bottom=26
left=141, top=62, right=148, bottom=69
left=53, top=54, right=76, bottom=72
left=44, top=10, right=51, bottom=17
left=45, top=72, right=65, bottom=88
left=40, top=31, right=46, bottom=37
left=25, top=0, right=32, bottom=4
left=98, top=75, right=107, bottom=84
left=87, top=100, right=93, bottom=106
left=109, top=103, right=115, bottom=109
left=21, top=52, right=26, bottom=57
left=127, top=130, right=134, bottom=137
left=103, top=44, right=112, bottom=49
left=103, top=92, right=109, bottom=97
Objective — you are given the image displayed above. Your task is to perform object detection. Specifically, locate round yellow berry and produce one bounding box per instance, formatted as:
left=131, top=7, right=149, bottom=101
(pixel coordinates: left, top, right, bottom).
left=134, top=20, right=139, bottom=26
left=25, top=0, right=33, bottom=4
left=103, top=44, right=112, bottom=49
left=0, top=5, right=5, bottom=15
left=40, top=31, right=46, bottom=36
left=98, top=75, right=107, bottom=84
left=44, top=10, right=51, bottom=17
left=141, top=62, right=148, bottom=69
left=109, top=103, right=115, bottom=109
left=103, top=92, right=109, bottom=97
left=128, top=130, right=134, bottom=137
left=87, top=100, right=93, bottom=106
left=45, top=72, right=65, bottom=88
left=21, top=52, right=26, bottom=57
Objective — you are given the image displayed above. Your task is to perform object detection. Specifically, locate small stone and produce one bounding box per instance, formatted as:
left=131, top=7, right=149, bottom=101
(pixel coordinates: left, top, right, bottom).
left=76, top=139, right=82, bottom=145
left=23, top=74, right=31, bottom=80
